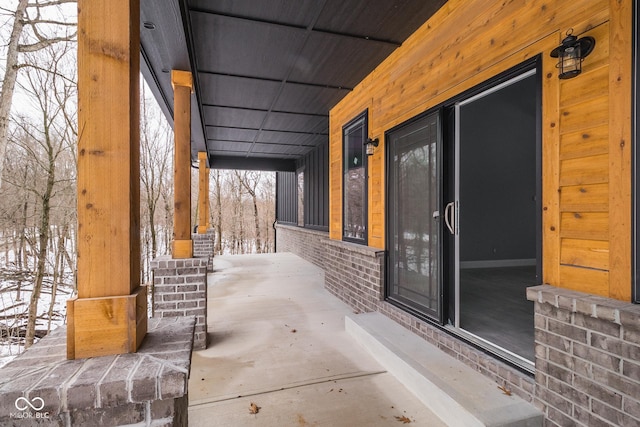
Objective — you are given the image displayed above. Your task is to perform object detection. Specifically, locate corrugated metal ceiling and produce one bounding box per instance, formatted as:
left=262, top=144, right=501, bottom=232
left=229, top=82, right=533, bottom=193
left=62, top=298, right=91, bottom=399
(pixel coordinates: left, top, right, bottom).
left=140, top=0, right=447, bottom=170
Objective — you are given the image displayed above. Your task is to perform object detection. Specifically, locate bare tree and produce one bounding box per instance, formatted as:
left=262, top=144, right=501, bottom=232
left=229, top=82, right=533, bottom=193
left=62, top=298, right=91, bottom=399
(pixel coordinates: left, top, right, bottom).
left=212, top=170, right=223, bottom=255
left=0, top=0, right=76, bottom=188
left=240, top=172, right=262, bottom=253
left=6, top=43, right=76, bottom=348
left=139, top=82, right=172, bottom=279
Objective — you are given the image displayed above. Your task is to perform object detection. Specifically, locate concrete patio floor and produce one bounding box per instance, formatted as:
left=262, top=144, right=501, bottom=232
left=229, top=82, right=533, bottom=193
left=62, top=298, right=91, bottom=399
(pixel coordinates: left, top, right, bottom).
left=188, top=253, right=445, bottom=426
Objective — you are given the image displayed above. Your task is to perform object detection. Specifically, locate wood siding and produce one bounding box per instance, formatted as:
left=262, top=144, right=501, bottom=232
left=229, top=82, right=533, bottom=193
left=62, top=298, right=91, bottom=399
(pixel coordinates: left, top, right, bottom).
left=329, top=0, right=633, bottom=300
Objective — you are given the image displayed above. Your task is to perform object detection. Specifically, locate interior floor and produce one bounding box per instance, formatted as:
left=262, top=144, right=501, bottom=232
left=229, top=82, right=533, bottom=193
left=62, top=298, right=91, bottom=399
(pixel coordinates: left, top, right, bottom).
left=459, top=266, right=537, bottom=361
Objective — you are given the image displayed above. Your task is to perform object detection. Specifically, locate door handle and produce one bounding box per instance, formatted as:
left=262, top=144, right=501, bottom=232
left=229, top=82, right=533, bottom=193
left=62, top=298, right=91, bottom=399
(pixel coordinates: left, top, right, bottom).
left=444, top=201, right=456, bottom=235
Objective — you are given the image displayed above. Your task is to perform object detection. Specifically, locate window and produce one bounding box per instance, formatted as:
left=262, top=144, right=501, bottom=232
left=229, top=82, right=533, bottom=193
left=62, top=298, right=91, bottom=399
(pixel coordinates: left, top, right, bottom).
left=297, top=168, right=304, bottom=226
left=343, top=111, right=368, bottom=243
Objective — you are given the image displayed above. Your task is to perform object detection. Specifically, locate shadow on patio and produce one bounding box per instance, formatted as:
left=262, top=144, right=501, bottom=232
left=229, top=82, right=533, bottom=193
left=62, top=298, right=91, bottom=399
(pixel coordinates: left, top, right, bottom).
left=188, top=253, right=444, bottom=426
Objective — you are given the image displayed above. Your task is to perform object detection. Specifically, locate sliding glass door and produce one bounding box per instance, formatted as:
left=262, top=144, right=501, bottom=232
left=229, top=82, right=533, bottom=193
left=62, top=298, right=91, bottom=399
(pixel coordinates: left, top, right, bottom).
left=448, top=70, right=540, bottom=364
left=385, top=62, right=540, bottom=367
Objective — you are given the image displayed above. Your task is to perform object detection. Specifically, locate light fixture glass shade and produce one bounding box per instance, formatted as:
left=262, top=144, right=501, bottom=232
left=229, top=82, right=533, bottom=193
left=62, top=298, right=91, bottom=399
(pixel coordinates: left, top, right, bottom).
left=365, top=143, right=375, bottom=156
left=550, top=31, right=595, bottom=79
left=364, top=138, right=378, bottom=156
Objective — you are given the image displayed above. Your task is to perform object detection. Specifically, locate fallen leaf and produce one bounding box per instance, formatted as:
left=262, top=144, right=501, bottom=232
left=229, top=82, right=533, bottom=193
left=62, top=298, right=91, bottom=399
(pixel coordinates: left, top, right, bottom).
left=498, top=385, right=512, bottom=396
left=249, top=402, right=261, bottom=414
left=291, top=329, right=297, bottom=333
left=395, top=415, right=411, bottom=423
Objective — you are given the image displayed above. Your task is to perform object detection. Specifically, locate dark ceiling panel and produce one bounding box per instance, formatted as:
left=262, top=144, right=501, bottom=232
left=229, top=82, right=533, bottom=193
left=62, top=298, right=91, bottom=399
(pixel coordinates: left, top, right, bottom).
left=207, top=127, right=258, bottom=143
left=316, top=0, right=447, bottom=43
left=203, top=106, right=267, bottom=129
left=263, top=112, right=327, bottom=134
left=141, top=0, right=447, bottom=168
left=190, top=11, right=305, bottom=80
left=273, top=83, right=351, bottom=115
left=207, top=140, right=253, bottom=153
left=251, top=144, right=310, bottom=156
left=199, top=74, right=281, bottom=110
left=289, top=32, right=397, bottom=88
left=187, top=0, right=319, bottom=27
left=257, top=131, right=322, bottom=146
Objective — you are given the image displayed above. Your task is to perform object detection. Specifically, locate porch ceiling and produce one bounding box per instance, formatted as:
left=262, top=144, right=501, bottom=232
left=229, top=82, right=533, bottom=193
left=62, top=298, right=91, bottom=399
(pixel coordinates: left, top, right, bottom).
left=140, top=0, right=446, bottom=171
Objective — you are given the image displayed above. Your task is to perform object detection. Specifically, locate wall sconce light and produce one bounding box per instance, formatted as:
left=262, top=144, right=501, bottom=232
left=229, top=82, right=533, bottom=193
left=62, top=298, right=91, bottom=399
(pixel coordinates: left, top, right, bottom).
left=364, top=138, right=379, bottom=156
left=549, top=29, right=595, bottom=79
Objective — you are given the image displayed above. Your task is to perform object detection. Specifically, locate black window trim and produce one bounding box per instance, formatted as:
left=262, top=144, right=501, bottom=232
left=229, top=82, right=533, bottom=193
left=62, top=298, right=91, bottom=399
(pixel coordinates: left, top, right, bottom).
left=342, top=109, right=369, bottom=244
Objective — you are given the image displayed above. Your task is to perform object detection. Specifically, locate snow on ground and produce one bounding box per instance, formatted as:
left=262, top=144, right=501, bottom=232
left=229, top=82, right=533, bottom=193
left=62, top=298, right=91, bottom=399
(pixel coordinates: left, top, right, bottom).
left=0, top=267, right=73, bottom=368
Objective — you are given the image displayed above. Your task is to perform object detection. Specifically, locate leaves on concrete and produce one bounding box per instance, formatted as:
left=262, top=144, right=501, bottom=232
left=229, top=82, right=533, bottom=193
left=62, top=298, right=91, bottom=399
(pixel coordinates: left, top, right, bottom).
left=498, top=385, right=512, bottom=396
left=395, top=415, right=412, bottom=423
left=249, top=402, right=261, bottom=414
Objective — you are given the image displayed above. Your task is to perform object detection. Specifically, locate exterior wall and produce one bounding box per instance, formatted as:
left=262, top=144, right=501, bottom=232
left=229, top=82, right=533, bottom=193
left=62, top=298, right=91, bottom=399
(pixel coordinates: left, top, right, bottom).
left=324, top=239, right=385, bottom=314
left=297, top=142, right=329, bottom=230
left=151, top=257, right=208, bottom=350
left=0, top=318, right=194, bottom=427
left=275, top=223, right=328, bottom=269
left=328, top=0, right=633, bottom=300
left=528, top=285, right=640, bottom=426
left=276, top=172, right=297, bottom=225
left=276, top=142, right=329, bottom=230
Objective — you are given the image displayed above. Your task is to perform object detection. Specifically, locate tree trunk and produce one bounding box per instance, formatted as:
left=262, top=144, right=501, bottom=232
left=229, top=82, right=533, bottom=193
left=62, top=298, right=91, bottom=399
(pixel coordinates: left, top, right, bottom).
left=0, top=0, right=28, bottom=189
left=47, top=224, right=67, bottom=333
left=24, top=138, right=55, bottom=348
left=215, top=170, right=223, bottom=255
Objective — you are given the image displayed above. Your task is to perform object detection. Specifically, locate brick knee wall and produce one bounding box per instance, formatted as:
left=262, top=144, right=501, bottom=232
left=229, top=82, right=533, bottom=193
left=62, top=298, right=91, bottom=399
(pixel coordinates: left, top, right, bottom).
left=324, top=239, right=384, bottom=313
left=527, top=285, right=640, bottom=427
left=275, top=223, right=328, bottom=269
left=151, top=257, right=208, bottom=350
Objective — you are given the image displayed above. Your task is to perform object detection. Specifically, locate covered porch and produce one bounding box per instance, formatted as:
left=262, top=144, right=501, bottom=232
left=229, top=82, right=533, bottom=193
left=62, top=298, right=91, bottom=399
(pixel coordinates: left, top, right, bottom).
left=188, top=252, right=444, bottom=426
left=187, top=252, right=541, bottom=426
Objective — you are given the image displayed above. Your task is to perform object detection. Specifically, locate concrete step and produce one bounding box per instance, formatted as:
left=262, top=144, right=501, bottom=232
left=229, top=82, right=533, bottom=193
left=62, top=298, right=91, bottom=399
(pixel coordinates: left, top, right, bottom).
left=345, top=312, right=543, bottom=427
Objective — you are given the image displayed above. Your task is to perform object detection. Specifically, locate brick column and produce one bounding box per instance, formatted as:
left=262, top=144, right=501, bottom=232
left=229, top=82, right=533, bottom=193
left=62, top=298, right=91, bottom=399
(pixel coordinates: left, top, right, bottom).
left=151, top=257, right=208, bottom=349
left=193, top=229, right=215, bottom=272
left=527, top=285, right=640, bottom=426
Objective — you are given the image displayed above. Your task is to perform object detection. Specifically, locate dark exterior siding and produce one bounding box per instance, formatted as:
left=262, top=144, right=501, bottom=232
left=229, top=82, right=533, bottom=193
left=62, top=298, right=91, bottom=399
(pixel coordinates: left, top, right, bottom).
left=276, top=171, right=297, bottom=224
left=276, top=142, right=329, bottom=230
left=298, top=142, right=329, bottom=230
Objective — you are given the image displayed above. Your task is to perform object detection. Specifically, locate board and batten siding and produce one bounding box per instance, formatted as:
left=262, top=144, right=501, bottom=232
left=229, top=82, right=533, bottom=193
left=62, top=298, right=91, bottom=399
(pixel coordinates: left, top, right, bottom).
left=329, top=0, right=632, bottom=300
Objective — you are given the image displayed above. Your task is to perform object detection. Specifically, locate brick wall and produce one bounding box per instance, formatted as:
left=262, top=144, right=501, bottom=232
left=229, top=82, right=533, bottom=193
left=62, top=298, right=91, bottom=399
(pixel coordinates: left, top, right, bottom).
left=324, top=238, right=385, bottom=313
left=151, top=257, right=208, bottom=350
left=0, top=318, right=194, bottom=427
left=527, top=285, right=640, bottom=427
left=275, top=223, right=328, bottom=269
left=192, top=229, right=215, bottom=272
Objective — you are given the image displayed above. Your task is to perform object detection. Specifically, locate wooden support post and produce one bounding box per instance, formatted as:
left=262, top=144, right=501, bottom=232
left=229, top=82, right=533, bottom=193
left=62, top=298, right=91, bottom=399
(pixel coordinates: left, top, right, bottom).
left=205, top=166, right=211, bottom=229
left=67, top=0, right=147, bottom=359
left=171, top=70, right=193, bottom=257
left=197, top=152, right=208, bottom=234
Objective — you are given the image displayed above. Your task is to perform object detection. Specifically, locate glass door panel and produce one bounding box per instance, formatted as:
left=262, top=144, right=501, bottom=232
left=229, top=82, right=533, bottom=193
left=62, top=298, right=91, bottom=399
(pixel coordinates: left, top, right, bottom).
left=451, top=70, right=539, bottom=363
left=387, top=112, right=442, bottom=321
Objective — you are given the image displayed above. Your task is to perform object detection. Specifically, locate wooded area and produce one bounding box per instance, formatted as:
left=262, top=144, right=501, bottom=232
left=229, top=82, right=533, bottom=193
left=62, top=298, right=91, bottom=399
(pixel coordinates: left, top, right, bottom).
left=0, top=0, right=275, bottom=364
